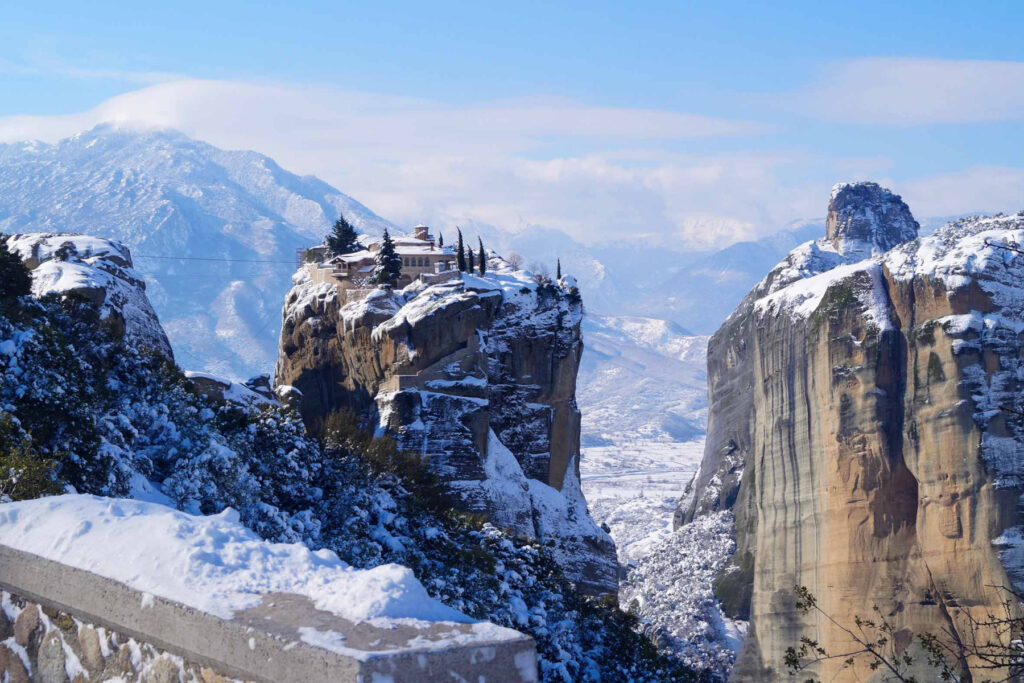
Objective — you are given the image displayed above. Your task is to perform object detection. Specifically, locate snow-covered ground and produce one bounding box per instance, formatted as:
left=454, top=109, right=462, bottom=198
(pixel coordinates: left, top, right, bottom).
left=580, top=439, right=704, bottom=565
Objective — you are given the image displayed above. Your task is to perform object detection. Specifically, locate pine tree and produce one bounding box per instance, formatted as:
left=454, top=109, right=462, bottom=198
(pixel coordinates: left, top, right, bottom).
left=0, top=237, right=31, bottom=301
left=438, top=233, right=444, bottom=248
left=325, top=214, right=360, bottom=256
left=370, top=229, right=403, bottom=286
left=478, top=238, right=486, bottom=275
left=457, top=229, right=466, bottom=272
left=557, top=258, right=562, bottom=280
left=468, top=247, right=475, bottom=273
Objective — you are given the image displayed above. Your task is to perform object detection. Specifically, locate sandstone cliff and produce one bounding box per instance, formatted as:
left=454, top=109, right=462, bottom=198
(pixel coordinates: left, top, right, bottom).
left=679, top=183, right=1024, bottom=680
left=275, top=262, right=617, bottom=594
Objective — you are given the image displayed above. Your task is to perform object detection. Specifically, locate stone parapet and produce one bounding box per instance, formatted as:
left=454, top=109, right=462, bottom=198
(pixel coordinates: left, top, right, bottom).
left=0, top=544, right=537, bottom=683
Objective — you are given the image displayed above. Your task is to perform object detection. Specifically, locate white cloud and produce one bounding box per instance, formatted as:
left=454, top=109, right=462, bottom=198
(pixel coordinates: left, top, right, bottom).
left=789, top=57, right=1024, bottom=124
left=1, top=78, right=1018, bottom=249
left=0, top=79, right=803, bottom=247
left=898, top=166, right=1024, bottom=217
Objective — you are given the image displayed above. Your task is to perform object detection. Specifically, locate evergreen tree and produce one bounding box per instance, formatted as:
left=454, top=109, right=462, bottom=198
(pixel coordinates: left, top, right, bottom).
left=438, top=233, right=444, bottom=248
left=468, top=247, right=475, bottom=272
left=457, top=229, right=466, bottom=272
left=370, top=229, right=403, bottom=286
left=325, top=214, right=360, bottom=256
left=557, top=258, right=562, bottom=280
left=0, top=237, right=31, bottom=301
left=478, top=238, right=487, bottom=275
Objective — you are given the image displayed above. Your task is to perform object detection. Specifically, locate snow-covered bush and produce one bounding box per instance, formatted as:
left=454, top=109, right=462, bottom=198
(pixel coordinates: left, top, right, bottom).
left=0, top=276, right=702, bottom=681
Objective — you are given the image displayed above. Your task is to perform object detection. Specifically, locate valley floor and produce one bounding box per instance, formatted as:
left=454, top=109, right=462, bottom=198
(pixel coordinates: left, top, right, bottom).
left=580, top=438, right=704, bottom=565
left=581, top=438, right=745, bottom=678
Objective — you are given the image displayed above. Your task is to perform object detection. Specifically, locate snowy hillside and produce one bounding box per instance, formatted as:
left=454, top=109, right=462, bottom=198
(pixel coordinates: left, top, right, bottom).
left=578, top=314, right=708, bottom=445
left=0, top=124, right=395, bottom=379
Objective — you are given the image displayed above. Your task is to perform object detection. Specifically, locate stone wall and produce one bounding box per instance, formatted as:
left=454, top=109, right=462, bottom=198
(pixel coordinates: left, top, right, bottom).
left=0, top=543, right=538, bottom=683
left=1, top=590, right=239, bottom=683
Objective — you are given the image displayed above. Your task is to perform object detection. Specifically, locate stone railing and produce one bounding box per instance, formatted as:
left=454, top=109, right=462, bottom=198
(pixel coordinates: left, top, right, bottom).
left=0, top=544, right=537, bottom=683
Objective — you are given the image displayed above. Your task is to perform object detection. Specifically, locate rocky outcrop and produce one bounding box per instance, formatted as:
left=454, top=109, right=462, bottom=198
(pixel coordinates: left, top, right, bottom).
left=5, top=233, right=172, bottom=357
left=679, top=183, right=1024, bottom=680
left=825, top=181, right=919, bottom=258
left=275, top=264, right=616, bottom=594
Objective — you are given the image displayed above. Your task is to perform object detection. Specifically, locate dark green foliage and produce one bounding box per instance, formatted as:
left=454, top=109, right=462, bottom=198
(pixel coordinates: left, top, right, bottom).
left=0, top=237, right=31, bottom=302
left=438, top=233, right=444, bottom=248
left=468, top=245, right=475, bottom=272
left=370, top=228, right=402, bottom=286
left=457, top=229, right=466, bottom=272
left=713, top=549, right=753, bottom=620
left=927, top=352, right=946, bottom=383
left=810, top=282, right=858, bottom=332
left=915, top=321, right=937, bottom=346
left=0, top=414, right=63, bottom=501
left=321, top=408, right=446, bottom=508
left=478, top=238, right=486, bottom=275
left=557, top=258, right=561, bottom=280
left=0, top=274, right=697, bottom=682
left=325, top=214, right=360, bottom=256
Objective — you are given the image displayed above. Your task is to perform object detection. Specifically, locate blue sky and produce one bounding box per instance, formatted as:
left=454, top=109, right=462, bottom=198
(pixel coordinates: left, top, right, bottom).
left=3, top=1, right=1024, bottom=246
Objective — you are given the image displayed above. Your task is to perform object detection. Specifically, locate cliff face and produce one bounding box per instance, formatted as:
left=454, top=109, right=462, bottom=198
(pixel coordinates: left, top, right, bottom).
left=680, top=184, right=1024, bottom=680
left=275, top=264, right=617, bottom=594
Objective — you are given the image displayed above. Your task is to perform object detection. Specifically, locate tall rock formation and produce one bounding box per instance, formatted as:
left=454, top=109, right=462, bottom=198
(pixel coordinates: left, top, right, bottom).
left=6, top=232, right=172, bottom=357
left=275, top=262, right=617, bottom=594
left=678, top=182, right=1024, bottom=680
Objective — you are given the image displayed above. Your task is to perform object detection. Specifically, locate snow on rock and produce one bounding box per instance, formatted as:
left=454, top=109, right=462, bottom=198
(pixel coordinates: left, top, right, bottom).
left=184, top=371, right=276, bottom=408
left=826, top=181, right=919, bottom=259
left=0, top=494, right=473, bottom=625
left=277, top=258, right=617, bottom=595
left=6, top=233, right=172, bottom=357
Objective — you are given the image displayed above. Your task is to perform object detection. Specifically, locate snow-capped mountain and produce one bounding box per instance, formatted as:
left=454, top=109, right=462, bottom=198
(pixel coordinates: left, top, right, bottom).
left=0, top=124, right=395, bottom=379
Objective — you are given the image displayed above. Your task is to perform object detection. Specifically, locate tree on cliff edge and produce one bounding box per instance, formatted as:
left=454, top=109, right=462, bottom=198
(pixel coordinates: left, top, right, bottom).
left=370, top=229, right=402, bottom=286
left=478, top=238, right=486, bottom=275
left=457, top=229, right=466, bottom=272
left=0, top=237, right=31, bottom=302
left=326, top=214, right=360, bottom=256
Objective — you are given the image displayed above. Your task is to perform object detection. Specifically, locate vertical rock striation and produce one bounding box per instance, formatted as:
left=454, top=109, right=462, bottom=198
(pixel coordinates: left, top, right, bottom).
left=679, top=183, right=1024, bottom=680
left=276, top=265, right=617, bottom=595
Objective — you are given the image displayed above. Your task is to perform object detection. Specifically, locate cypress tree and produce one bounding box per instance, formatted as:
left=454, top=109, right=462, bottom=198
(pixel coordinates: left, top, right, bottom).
left=457, top=229, right=466, bottom=272
left=326, top=214, right=360, bottom=256
left=0, top=237, right=31, bottom=301
left=468, top=247, right=475, bottom=273
left=438, top=233, right=444, bottom=248
left=557, top=258, right=562, bottom=280
left=478, top=238, right=486, bottom=275
left=370, top=229, right=403, bottom=286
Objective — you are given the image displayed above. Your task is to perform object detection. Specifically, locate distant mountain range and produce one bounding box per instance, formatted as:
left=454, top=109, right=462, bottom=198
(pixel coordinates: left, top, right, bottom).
left=0, top=125, right=969, bottom=445
left=0, top=124, right=394, bottom=378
